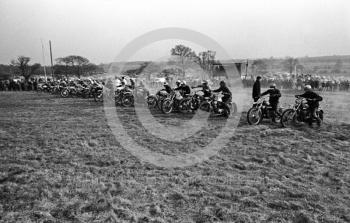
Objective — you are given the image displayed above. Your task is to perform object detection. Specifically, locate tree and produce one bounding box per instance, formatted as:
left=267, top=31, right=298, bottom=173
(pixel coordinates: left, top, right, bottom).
left=55, top=55, right=90, bottom=78
left=10, top=56, right=41, bottom=81
left=170, top=45, right=197, bottom=76
left=198, top=50, right=216, bottom=73
left=73, top=56, right=89, bottom=78
left=282, top=57, right=299, bottom=75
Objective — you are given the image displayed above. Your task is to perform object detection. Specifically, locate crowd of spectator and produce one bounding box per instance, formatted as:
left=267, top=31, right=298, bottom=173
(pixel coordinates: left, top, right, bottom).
left=242, top=73, right=350, bottom=91
left=0, top=78, right=42, bottom=91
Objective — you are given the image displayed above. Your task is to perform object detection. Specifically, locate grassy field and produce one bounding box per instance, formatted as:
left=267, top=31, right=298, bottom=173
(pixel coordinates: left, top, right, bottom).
left=0, top=91, right=349, bottom=223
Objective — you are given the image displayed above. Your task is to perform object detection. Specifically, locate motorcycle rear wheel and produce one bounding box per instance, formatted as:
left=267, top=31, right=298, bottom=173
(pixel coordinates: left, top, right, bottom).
left=179, top=98, right=192, bottom=113
left=199, top=101, right=211, bottom=112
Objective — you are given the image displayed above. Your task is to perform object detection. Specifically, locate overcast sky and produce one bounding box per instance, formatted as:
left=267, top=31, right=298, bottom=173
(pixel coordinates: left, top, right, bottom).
left=0, top=0, right=349, bottom=64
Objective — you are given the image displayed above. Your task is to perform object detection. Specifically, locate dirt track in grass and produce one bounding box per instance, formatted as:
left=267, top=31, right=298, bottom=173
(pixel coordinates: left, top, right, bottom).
left=0, top=91, right=349, bottom=223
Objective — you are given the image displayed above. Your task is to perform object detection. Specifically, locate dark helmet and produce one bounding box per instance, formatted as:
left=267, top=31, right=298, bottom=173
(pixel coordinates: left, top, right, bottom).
left=257, top=76, right=262, bottom=80
left=220, top=80, right=226, bottom=87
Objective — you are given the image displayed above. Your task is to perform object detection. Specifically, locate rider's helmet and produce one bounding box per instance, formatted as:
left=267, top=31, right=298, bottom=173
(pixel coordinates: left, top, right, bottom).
left=181, top=80, right=187, bottom=85
left=176, top=80, right=181, bottom=86
left=257, top=76, right=262, bottom=80
left=304, top=84, right=312, bottom=91
left=163, top=82, right=169, bottom=86
left=270, top=83, right=276, bottom=89
left=202, top=80, right=208, bottom=85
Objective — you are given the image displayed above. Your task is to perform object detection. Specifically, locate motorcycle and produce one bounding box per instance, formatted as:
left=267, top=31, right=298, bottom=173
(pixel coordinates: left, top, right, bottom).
left=121, top=87, right=149, bottom=107
left=247, top=95, right=283, bottom=125
left=161, top=91, right=190, bottom=114
left=92, top=85, right=103, bottom=102
left=147, top=89, right=169, bottom=110
left=198, top=93, right=231, bottom=118
left=188, top=89, right=205, bottom=111
left=280, top=96, right=323, bottom=127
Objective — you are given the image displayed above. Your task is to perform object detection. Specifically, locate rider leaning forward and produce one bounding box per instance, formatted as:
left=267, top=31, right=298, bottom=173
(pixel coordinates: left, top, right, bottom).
left=295, top=84, right=323, bottom=126
left=193, top=80, right=212, bottom=98
left=212, top=81, right=232, bottom=103
left=260, top=83, right=281, bottom=123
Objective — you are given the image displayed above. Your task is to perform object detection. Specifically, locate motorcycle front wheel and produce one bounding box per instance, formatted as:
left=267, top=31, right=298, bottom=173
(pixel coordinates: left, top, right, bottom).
left=161, top=99, right=173, bottom=114
left=61, top=89, right=69, bottom=98
left=147, top=95, right=158, bottom=109
left=122, top=94, right=134, bottom=107
left=247, top=107, right=262, bottom=125
left=280, top=108, right=297, bottom=127
left=94, top=92, right=103, bottom=102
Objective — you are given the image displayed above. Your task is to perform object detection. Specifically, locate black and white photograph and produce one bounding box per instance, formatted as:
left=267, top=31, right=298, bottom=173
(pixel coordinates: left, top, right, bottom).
left=0, top=0, right=349, bottom=222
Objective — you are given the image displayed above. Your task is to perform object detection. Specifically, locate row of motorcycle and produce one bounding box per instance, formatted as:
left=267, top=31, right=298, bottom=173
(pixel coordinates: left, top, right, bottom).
left=37, top=81, right=324, bottom=125
left=246, top=95, right=324, bottom=127
left=37, top=81, right=103, bottom=101
left=104, top=86, right=238, bottom=118
left=37, top=81, right=238, bottom=118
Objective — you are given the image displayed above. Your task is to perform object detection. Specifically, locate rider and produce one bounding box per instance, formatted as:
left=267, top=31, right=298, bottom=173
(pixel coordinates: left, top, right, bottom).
left=194, top=80, right=211, bottom=98
left=180, top=81, right=191, bottom=95
left=174, top=80, right=181, bottom=89
left=260, top=83, right=281, bottom=122
left=295, top=85, right=323, bottom=126
left=212, top=80, right=232, bottom=103
left=162, top=82, right=173, bottom=94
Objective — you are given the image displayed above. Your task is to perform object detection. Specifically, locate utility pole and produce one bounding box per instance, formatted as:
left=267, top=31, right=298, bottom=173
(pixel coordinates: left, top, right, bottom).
left=245, top=59, right=248, bottom=79
left=49, top=40, right=54, bottom=78
left=40, top=39, right=47, bottom=81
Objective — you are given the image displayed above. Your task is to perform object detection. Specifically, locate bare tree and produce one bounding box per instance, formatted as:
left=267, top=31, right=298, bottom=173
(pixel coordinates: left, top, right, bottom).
left=11, top=56, right=41, bottom=82
left=171, top=45, right=197, bottom=76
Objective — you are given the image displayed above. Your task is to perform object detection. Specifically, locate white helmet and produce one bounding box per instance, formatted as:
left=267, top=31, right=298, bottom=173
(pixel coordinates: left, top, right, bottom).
left=182, top=80, right=186, bottom=85
left=304, top=85, right=312, bottom=91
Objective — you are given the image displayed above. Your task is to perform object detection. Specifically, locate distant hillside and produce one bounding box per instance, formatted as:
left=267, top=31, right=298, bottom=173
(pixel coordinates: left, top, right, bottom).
left=99, top=55, right=350, bottom=78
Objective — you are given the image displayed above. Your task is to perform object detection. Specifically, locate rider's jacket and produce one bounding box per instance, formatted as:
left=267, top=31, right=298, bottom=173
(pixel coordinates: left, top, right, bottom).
left=177, top=85, right=191, bottom=95
left=196, top=85, right=211, bottom=97
left=261, top=88, right=281, bottom=105
left=213, top=86, right=232, bottom=96
left=164, top=85, right=172, bottom=94
left=295, top=91, right=323, bottom=108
